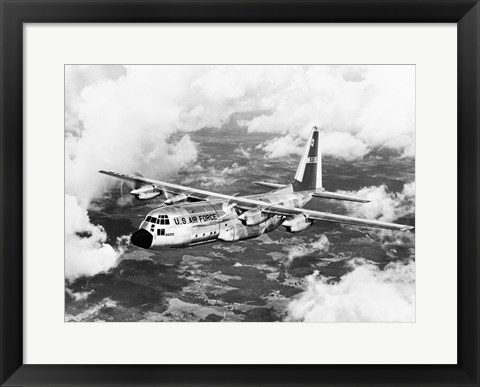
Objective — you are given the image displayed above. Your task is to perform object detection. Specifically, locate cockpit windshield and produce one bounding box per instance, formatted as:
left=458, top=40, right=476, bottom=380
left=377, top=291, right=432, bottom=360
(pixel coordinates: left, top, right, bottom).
left=158, top=215, right=169, bottom=225
left=145, top=215, right=169, bottom=225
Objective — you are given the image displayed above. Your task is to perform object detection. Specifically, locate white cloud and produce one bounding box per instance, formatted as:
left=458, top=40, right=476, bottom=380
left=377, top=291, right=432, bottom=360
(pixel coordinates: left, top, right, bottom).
left=65, top=65, right=126, bottom=137
left=65, top=288, right=94, bottom=302
left=257, top=135, right=304, bottom=159
left=181, top=162, right=247, bottom=189
left=66, top=65, right=415, bottom=208
left=321, top=131, right=369, bottom=160
left=286, top=259, right=415, bottom=322
left=65, top=298, right=118, bottom=322
left=244, top=65, right=415, bottom=154
left=65, top=194, right=125, bottom=280
left=236, top=144, right=252, bottom=159
left=339, top=182, right=415, bottom=222
left=283, top=234, right=330, bottom=264
left=256, top=130, right=376, bottom=161
left=64, top=65, right=415, bottom=281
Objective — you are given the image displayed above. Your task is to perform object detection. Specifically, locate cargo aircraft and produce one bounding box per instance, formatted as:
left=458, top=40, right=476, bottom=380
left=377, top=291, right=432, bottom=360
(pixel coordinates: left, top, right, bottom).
left=100, top=126, right=414, bottom=250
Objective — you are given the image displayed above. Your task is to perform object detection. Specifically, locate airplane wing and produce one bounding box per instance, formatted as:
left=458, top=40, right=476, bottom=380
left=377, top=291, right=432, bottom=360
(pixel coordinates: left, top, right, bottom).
left=99, top=170, right=414, bottom=231
left=99, top=170, right=210, bottom=201
left=253, top=181, right=289, bottom=189
left=312, top=191, right=370, bottom=203
left=259, top=207, right=413, bottom=230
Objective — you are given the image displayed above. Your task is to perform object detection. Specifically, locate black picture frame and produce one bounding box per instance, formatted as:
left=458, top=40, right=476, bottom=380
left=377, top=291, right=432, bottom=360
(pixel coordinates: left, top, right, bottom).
left=1, top=1, right=479, bottom=386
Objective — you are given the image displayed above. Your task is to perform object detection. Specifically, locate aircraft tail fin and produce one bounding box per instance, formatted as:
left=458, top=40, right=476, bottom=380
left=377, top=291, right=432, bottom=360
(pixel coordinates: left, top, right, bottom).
left=292, top=126, right=322, bottom=192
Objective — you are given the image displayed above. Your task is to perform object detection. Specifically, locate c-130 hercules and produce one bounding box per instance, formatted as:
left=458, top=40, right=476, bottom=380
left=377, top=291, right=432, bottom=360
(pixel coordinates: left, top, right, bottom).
left=100, top=126, right=414, bottom=250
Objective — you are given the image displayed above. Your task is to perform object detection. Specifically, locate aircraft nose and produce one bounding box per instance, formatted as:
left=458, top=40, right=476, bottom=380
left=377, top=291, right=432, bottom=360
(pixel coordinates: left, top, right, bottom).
left=131, top=229, right=153, bottom=249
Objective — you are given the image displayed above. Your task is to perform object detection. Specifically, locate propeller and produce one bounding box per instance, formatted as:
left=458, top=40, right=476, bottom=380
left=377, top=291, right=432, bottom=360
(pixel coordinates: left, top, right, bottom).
left=161, top=185, right=170, bottom=201
left=218, top=193, right=239, bottom=220
left=118, top=179, right=133, bottom=206
left=117, top=171, right=144, bottom=206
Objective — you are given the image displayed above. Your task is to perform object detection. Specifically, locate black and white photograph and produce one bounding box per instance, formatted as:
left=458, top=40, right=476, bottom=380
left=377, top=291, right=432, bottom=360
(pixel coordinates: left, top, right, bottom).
left=65, top=64, right=415, bottom=323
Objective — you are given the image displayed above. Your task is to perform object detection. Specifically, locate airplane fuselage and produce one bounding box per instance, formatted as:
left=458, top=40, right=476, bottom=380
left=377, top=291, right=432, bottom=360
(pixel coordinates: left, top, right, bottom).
left=131, top=188, right=312, bottom=250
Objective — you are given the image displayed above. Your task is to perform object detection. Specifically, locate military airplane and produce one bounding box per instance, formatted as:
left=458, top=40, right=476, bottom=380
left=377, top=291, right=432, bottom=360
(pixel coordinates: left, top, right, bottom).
left=100, top=126, right=414, bottom=250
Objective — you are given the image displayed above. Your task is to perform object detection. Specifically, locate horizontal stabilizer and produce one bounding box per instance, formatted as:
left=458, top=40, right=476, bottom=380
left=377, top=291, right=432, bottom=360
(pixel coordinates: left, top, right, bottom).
left=312, top=191, right=370, bottom=203
left=253, top=181, right=288, bottom=189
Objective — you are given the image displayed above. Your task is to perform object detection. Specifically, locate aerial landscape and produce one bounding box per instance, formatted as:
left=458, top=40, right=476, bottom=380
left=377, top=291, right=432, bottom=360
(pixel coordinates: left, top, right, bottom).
left=65, top=65, right=415, bottom=322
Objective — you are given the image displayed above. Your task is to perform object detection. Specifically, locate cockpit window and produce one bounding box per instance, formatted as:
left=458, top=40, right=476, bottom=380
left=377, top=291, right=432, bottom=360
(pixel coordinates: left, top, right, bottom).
left=145, top=215, right=169, bottom=225
left=158, top=215, right=170, bottom=225
left=145, top=216, right=157, bottom=224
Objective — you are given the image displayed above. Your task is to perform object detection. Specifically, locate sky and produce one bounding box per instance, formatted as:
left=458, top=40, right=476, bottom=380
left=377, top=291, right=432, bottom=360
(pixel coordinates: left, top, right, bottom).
left=65, top=64, right=415, bottom=208
left=65, top=65, right=415, bottom=321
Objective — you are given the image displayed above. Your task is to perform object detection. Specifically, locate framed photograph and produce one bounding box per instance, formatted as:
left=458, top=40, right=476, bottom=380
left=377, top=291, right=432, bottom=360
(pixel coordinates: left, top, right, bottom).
left=1, top=0, right=479, bottom=386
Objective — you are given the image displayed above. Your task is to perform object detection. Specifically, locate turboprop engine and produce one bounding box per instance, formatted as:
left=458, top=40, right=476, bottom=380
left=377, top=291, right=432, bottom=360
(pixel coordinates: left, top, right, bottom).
left=130, top=185, right=161, bottom=200
left=164, top=194, right=188, bottom=205
left=238, top=208, right=268, bottom=226
left=282, top=214, right=313, bottom=233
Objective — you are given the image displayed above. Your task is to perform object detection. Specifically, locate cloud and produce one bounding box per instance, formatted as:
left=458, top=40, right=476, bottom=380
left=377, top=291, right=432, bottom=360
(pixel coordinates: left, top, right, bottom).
left=244, top=66, right=415, bottom=155
left=66, top=65, right=414, bottom=208
left=65, top=65, right=127, bottom=137
left=281, top=183, right=415, bottom=321
left=66, top=65, right=222, bottom=207
left=221, top=162, right=247, bottom=176
left=283, top=234, right=330, bottom=264
left=339, top=65, right=368, bottom=82
left=257, top=135, right=304, bottom=159
left=65, top=298, right=118, bottom=322
left=339, top=182, right=415, bottom=222
left=286, top=259, right=415, bottom=322
left=256, top=130, right=372, bottom=161
left=65, top=288, right=94, bottom=302
left=64, top=64, right=415, bottom=282
left=65, top=194, right=125, bottom=280
left=236, top=144, right=252, bottom=159
left=321, top=131, right=369, bottom=160
left=181, top=162, right=247, bottom=189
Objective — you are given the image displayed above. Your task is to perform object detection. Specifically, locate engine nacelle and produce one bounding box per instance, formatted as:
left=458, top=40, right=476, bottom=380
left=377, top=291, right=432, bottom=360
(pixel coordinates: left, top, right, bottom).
left=164, top=194, right=188, bottom=205
left=238, top=208, right=268, bottom=226
left=218, top=223, right=262, bottom=242
left=130, top=185, right=161, bottom=200
left=282, top=214, right=313, bottom=233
